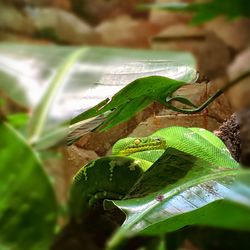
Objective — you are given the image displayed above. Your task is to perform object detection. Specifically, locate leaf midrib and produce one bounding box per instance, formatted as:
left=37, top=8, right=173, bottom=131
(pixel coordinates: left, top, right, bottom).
left=28, top=48, right=87, bottom=145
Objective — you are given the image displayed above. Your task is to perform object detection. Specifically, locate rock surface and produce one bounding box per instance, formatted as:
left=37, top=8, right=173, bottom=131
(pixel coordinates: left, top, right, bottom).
left=26, top=7, right=100, bottom=44
left=0, top=4, right=35, bottom=34
left=207, top=77, right=233, bottom=122
left=227, top=47, right=250, bottom=110
left=152, top=24, right=232, bottom=78
left=71, top=0, right=153, bottom=25
left=95, top=15, right=159, bottom=48
left=66, top=145, right=98, bottom=183
left=205, top=17, right=250, bottom=51
left=149, top=0, right=192, bottom=28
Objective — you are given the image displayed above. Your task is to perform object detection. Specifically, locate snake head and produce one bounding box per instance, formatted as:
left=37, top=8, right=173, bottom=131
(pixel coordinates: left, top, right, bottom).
left=112, top=136, right=166, bottom=156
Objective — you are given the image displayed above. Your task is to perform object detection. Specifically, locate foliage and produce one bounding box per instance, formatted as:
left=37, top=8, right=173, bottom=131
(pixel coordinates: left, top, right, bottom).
left=0, top=44, right=196, bottom=249
left=140, top=0, right=250, bottom=24
left=0, top=44, right=194, bottom=149
left=0, top=123, right=58, bottom=250
left=69, top=126, right=250, bottom=249
left=1, top=44, right=250, bottom=250
left=69, top=75, right=197, bottom=144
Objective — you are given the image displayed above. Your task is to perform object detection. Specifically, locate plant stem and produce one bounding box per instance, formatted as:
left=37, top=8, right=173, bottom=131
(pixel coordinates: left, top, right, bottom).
left=165, top=70, right=250, bottom=114
left=106, top=228, right=127, bottom=250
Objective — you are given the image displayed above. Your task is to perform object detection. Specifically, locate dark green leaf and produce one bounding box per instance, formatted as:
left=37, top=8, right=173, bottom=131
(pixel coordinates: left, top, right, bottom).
left=0, top=122, right=58, bottom=250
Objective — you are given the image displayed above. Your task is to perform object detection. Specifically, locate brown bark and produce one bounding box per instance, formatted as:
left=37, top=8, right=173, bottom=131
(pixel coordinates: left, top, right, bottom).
left=214, top=113, right=240, bottom=162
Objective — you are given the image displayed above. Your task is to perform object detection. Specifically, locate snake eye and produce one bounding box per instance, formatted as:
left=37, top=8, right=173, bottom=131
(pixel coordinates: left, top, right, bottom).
left=153, top=137, right=161, bottom=143
left=134, top=139, right=141, bottom=145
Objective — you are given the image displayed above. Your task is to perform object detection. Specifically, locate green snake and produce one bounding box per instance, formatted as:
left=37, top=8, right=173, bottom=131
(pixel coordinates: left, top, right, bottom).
left=69, top=126, right=239, bottom=218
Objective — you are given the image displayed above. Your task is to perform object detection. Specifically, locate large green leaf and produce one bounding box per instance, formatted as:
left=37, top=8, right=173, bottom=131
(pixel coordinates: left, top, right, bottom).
left=0, top=44, right=195, bottom=148
left=105, top=149, right=250, bottom=249
left=69, top=64, right=199, bottom=144
left=69, top=76, right=193, bottom=140
left=0, top=44, right=195, bottom=109
left=0, top=122, right=58, bottom=250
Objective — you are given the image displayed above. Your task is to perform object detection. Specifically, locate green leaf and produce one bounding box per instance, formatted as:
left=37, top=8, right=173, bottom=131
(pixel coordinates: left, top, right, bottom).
left=97, top=97, right=152, bottom=132
left=6, top=112, right=29, bottom=129
left=105, top=149, right=249, bottom=249
left=0, top=97, right=5, bottom=106
left=126, top=148, right=214, bottom=198
left=69, top=72, right=200, bottom=144
left=28, top=48, right=86, bottom=145
left=0, top=122, right=58, bottom=250
left=70, top=60, right=198, bottom=123
left=0, top=44, right=195, bottom=149
left=141, top=0, right=250, bottom=24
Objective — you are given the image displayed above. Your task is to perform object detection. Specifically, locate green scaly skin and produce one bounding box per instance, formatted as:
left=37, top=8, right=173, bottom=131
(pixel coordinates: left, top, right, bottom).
left=112, top=126, right=239, bottom=169
left=112, top=136, right=166, bottom=156
left=69, top=156, right=146, bottom=218
left=69, top=126, right=239, bottom=218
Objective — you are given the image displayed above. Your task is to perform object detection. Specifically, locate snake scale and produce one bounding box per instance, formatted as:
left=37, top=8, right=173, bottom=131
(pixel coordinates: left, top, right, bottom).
left=69, top=126, right=239, bottom=218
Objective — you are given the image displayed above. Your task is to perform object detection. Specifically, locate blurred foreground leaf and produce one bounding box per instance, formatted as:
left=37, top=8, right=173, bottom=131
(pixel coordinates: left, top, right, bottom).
left=141, top=0, right=250, bottom=24
left=6, top=112, right=29, bottom=130
left=0, top=122, right=58, bottom=250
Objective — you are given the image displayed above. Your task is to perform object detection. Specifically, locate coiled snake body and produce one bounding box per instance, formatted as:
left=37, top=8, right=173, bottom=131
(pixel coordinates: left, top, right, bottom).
left=69, top=126, right=239, bottom=217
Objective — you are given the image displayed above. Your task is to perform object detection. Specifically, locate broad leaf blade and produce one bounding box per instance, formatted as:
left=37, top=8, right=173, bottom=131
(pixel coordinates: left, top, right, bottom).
left=98, top=60, right=198, bottom=86
left=107, top=170, right=250, bottom=249
left=69, top=74, right=199, bottom=143
left=0, top=44, right=195, bottom=119
left=96, top=97, right=152, bottom=132
left=127, top=148, right=214, bottom=198
left=70, top=63, right=198, bottom=125
left=0, top=44, right=195, bottom=148
left=105, top=149, right=248, bottom=249
left=123, top=171, right=250, bottom=235
left=0, top=122, right=58, bottom=250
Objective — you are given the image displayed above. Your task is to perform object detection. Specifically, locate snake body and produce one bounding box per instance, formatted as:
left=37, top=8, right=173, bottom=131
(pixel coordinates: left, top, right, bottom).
left=69, top=156, right=145, bottom=217
left=113, top=127, right=238, bottom=168
left=69, top=126, right=239, bottom=217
